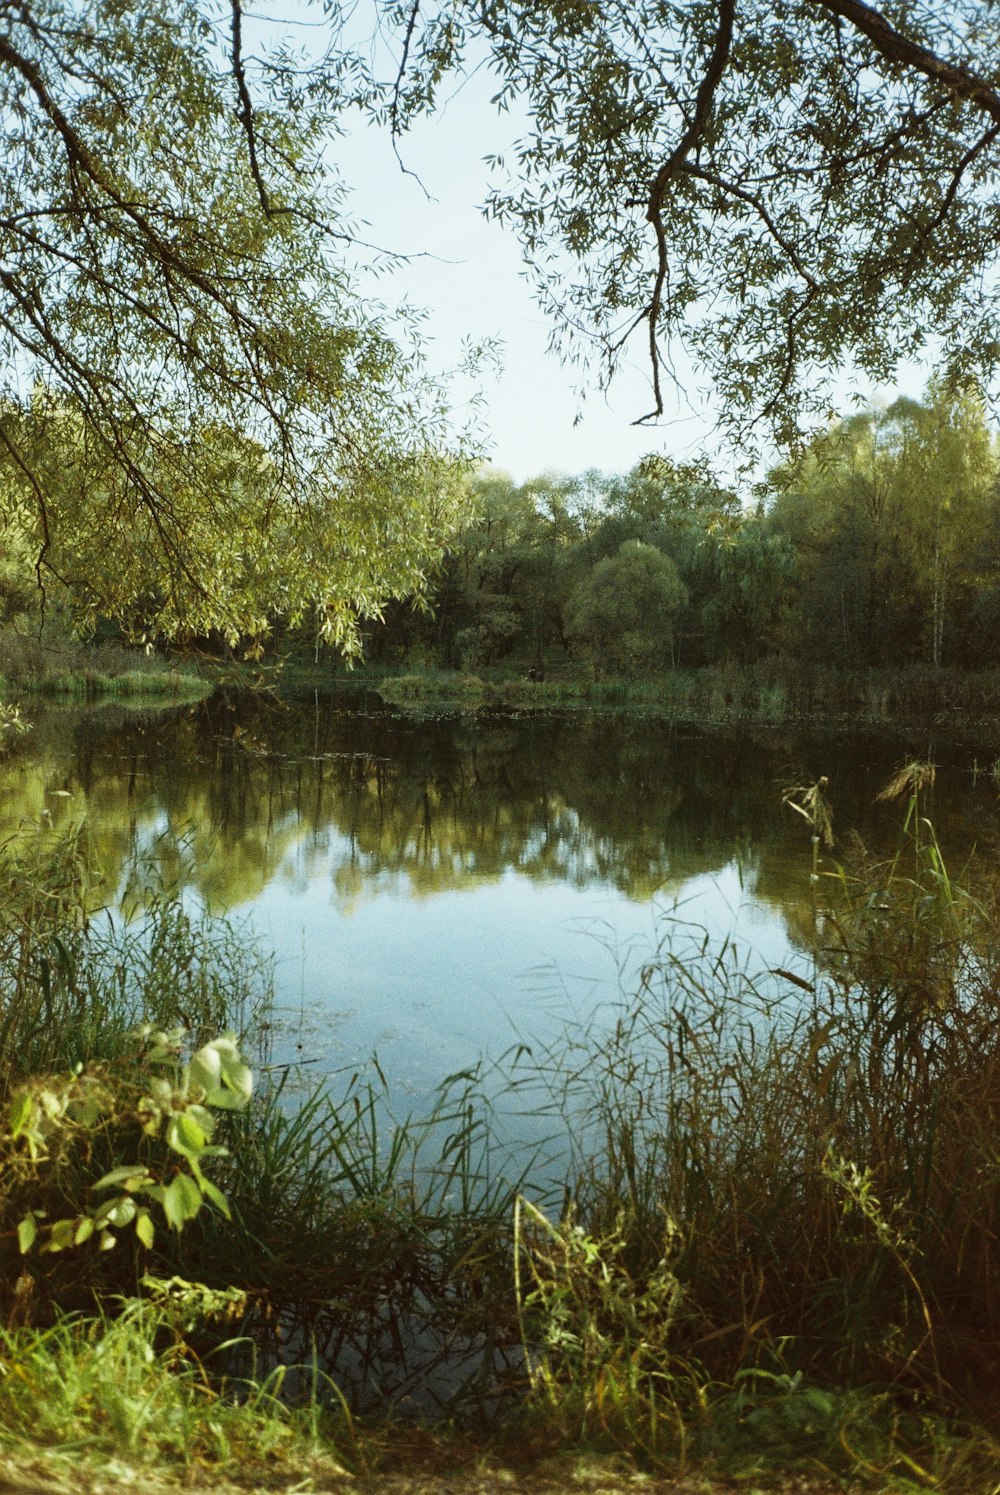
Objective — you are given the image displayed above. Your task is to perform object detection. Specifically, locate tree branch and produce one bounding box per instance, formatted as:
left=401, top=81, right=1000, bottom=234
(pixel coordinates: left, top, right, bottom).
left=812, top=0, right=1000, bottom=124
left=640, top=0, right=736, bottom=422
left=231, top=0, right=284, bottom=218
left=679, top=163, right=819, bottom=289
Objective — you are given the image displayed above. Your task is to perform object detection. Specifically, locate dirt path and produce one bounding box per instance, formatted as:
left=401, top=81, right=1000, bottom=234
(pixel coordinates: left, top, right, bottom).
left=0, top=1453, right=870, bottom=1495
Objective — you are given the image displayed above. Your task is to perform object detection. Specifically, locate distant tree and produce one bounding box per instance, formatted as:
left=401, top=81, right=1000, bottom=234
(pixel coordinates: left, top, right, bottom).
left=566, top=540, right=688, bottom=672
left=764, top=385, right=998, bottom=666
left=700, top=523, right=796, bottom=665
left=880, top=384, right=995, bottom=666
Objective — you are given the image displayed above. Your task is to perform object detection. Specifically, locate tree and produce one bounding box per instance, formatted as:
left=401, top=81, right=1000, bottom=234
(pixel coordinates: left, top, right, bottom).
left=566, top=540, right=687, bottom=671
left=763, top=386, right=998, bottom=665
left=352, top=0, right=1000, bottom=446
left=881, top=385, right=996, bottom=666
left=0, top=0, right=475, bottom=650
left=8, top=0, right=1000, bottom=647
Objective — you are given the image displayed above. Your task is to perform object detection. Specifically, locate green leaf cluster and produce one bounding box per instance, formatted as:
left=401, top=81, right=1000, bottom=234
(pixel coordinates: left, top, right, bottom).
left=6, top=1028, right=253, bottom=1258
left=0, top=0, right=479, bottom=650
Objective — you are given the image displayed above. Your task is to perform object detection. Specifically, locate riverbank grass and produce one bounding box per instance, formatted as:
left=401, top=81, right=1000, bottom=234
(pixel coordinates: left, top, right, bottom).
left=361, top=660, right=1000, bottom=728
left=0, top=629, right=209, bottom=703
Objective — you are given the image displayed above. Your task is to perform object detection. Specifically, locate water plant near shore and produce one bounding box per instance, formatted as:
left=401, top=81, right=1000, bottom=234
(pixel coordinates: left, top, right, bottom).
left=366, top=659, right=1000, bottom=731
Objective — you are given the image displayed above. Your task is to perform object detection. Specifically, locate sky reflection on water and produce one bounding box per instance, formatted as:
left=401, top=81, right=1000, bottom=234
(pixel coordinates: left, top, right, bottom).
left=8, top=688, right=1000, bottom=1104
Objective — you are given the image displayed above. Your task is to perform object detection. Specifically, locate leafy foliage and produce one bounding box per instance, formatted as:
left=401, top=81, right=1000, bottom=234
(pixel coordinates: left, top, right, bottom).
left=0, top=0, right=476, bottom=650
left=7, top=1027, right=253, bottom=1257
left=347, top=0, right=1000, bottom=442
left=566, top=540, right=687, bottom=671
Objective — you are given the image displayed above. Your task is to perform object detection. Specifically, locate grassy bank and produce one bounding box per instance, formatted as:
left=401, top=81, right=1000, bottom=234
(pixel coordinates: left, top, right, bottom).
left=4, top=780, right=1000, bottom=1489
left=326, top=660, right=1000, bottom=730
left=0, top=629, right=210, bottom=703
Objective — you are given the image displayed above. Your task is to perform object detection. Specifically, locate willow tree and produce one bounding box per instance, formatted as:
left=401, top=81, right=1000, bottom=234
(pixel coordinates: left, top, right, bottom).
left=0, top=0, right=474, bottom=650
left=344, top=0, right=1000, bottom=445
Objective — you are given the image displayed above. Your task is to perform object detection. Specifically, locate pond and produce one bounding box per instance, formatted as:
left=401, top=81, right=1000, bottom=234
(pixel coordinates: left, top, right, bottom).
left=8, top=685, right=1000, bottom=1107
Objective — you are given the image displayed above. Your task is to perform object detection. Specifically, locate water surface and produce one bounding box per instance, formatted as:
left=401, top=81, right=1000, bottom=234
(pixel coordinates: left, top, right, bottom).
left=9, top=687, right=999, bottom=1098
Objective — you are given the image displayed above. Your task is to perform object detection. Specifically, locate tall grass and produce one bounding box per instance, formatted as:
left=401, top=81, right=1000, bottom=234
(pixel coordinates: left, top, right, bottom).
left=0, top=820, right=523, bottom=1418
left=0, top=627, right=208, bottom=700
left=182, top=1064, right=525, bottom=1415
left=523, top=770, right=1000, bottom=1452
left=0, top=1299, right=354, bottom=1484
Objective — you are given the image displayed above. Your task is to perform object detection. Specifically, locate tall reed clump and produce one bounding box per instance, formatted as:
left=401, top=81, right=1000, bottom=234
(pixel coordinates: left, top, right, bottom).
left=518, top=761, right=1000, bottom=1473
left=175, top=1060, right=526, bottom=1416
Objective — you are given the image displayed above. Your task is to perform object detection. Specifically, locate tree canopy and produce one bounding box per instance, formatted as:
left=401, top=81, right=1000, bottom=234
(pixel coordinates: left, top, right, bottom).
left=352, top=0, right=1000, bottom=444
left=0, top=0, right=474, bottom=648
left=3, top=0, right=1000, bottom=643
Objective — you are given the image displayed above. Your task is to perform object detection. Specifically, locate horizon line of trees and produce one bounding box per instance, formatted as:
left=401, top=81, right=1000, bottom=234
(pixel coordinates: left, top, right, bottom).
left=359, top=382, right=1000, bottom=675
left=1, top=380, right=998, bottom=678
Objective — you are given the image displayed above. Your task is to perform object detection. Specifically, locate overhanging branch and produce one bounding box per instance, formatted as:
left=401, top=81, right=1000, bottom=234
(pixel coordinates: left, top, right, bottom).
left=640, top=0, right=736, bottom=422
left=812, top=0, right=1000, bottom=124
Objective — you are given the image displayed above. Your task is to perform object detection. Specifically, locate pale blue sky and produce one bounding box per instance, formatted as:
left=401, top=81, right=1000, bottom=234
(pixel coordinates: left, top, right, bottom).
left=250, top=2, right=927, bottom=485
left=330, top=77, right=723, bottom=481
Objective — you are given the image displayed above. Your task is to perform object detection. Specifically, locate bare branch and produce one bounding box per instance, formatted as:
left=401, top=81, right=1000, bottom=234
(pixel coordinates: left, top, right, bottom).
left=231, top=0, right=286, bottom=219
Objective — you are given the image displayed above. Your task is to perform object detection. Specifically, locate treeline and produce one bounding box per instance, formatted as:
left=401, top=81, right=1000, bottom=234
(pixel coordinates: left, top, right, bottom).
left=361, top=382, right=1000, bottom=675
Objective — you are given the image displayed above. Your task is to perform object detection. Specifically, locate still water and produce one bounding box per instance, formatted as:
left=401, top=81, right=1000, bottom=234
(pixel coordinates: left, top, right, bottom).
left=11, top=686, right=1000, bottom=1097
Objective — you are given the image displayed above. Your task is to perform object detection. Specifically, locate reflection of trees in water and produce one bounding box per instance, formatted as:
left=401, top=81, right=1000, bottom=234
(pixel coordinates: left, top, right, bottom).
left=1, top=695, right=997, bottom=939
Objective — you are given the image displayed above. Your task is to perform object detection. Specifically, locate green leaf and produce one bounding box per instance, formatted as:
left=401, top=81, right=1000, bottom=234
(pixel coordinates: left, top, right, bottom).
left=135, top=1211, right=155, bottom=1250
left=167, top=1110, right=208, bottom=1159
left=102, top=1198, right=137, bottom=1229
left=74, top=1217, right=95, bottom=1246
left=9, top=1091, right=32, bottom=1138
left=45, top=1218, right=76, bottom=1254
left=17, top=1215, right=37, bottom=1254
left=161, top=1172, right=203, bottom=1231
left=199, top=1177, right=232, bottom=1220
left=94, top=1164, right=152, bottom=1191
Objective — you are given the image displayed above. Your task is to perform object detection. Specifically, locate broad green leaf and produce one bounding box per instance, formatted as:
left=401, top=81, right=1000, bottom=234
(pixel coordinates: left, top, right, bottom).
left=74, top=1217, right=95, bottom=1245
left=17, top=1215, right=37, bottom=1254
left=167, top=1111, right=208, bottom=1158
left=135, top=1211, right=155, bottom=1250
left=162, top=1172, right=203, bottom=1231
left=199, top=1177, right=232, bottom=1220
left=8, top=1091, right=32, bottom=1138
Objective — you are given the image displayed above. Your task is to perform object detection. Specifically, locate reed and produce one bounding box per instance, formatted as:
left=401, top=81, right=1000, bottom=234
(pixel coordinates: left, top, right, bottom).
left=521, top=769, right=1000, bottom=1457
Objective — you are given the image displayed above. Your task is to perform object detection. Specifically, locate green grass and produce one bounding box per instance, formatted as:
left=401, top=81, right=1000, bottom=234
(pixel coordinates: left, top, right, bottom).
left=33, top=667, right=209, bottom=700
left=0, top=628, right=210, bottom=703
left=339, top=660, right=1000, bottom=731
left=0, top=1300, right=356, bottom=1486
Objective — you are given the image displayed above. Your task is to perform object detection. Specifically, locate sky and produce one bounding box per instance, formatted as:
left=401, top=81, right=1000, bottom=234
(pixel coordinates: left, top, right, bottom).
left=252, top=3, right=927, bottom=488
left=331, top=91, right=717, bottom=483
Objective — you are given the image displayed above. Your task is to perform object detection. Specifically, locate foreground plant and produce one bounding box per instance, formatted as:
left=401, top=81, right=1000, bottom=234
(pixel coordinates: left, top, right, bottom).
left=7, top=1027, right=253, bottom=1257
left=0, top=1297, right=353, bottom=1480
